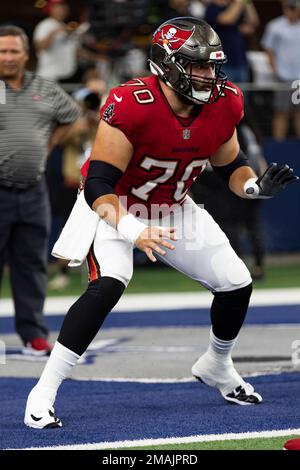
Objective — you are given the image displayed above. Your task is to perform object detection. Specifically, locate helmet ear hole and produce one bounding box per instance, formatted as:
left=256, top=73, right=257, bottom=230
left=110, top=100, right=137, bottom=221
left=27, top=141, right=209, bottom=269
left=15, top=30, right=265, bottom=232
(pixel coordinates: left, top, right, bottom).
left=177, top=56, right=187, bottom=66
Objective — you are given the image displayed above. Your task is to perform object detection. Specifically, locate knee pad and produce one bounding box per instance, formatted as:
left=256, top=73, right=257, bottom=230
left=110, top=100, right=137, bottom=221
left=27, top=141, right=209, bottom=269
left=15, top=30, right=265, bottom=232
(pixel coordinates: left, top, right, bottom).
left=210, top=243, right=252, bottom=292
left=224, top=257, right=252, bottom=288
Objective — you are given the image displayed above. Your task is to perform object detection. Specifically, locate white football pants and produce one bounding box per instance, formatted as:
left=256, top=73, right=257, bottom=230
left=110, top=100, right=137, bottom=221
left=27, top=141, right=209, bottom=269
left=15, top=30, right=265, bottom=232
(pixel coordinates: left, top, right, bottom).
left=87, top=196, right=252, bottom=292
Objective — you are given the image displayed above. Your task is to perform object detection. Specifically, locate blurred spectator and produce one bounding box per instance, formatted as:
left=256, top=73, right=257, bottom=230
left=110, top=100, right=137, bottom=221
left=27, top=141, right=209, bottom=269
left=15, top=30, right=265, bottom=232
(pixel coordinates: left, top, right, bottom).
left=166, top=0, right=191, bottom=17
left=165, top=0, right=208, bottom=19
left=191, top=116, right=267, bottom=280
left=73, top=67, right=107, bottom=101
left=261, top=0, right=300, bottom=140
left=33, top=0, right=89, bottom=82
left=189, top=0, right=208, bottom=18
left=112, top=27, right=148, bottom=83
left=0, top=25, right=81, bottom=354
left=205, top=0, right=259, bottom=83
left=48, top=78, right=102, bottom=290
left=116, top=47, right=148, bottom=82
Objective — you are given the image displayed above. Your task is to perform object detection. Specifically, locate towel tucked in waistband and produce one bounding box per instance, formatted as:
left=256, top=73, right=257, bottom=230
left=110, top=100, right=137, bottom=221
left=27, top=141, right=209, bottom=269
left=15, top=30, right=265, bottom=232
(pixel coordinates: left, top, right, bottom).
left=52, top=191, right=99, bottom=267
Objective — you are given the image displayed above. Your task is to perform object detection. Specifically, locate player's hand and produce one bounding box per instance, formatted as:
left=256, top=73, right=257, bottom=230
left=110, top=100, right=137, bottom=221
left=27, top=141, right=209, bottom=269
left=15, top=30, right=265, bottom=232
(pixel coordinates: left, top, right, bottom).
left=245, top=163, right=299, bottom=199
left=135, top=226, right=177, bottom=262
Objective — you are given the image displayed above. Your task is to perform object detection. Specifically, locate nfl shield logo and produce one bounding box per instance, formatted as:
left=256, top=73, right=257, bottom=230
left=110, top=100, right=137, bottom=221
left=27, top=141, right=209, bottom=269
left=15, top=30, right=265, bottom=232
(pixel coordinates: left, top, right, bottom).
left=183, top=129, right=190, bottom=140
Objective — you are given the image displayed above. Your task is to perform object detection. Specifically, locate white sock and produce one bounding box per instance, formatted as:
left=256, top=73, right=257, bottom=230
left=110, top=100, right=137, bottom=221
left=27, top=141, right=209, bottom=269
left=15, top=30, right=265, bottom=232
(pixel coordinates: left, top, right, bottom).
left=207, top=329, right=237, bottom=364
left=30, top=341, right=80, bottom=405
left=192, top=329, right=244, bottom=395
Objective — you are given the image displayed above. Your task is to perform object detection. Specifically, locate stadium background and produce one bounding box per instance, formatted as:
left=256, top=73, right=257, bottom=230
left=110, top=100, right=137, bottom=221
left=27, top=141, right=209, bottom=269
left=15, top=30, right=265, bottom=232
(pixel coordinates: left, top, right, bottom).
left=0, top=0, right=300, bottom=452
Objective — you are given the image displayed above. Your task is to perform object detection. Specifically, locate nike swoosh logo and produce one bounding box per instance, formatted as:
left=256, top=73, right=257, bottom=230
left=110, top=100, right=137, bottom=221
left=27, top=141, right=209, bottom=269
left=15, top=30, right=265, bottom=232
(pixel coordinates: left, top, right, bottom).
left=114, top=93, right=123, bottom=102
left=31, top=414, right=42, bottom=421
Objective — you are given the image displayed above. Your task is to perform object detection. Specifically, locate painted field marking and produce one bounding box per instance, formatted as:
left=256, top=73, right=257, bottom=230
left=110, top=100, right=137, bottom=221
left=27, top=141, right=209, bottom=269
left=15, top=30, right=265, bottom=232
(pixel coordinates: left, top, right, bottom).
left=19, top=428, right=300, bottom=450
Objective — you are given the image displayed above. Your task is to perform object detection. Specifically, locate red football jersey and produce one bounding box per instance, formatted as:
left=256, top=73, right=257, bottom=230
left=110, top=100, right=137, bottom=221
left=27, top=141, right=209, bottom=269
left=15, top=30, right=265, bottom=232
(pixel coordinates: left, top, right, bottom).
left=81, top=75, right=243, bottom=214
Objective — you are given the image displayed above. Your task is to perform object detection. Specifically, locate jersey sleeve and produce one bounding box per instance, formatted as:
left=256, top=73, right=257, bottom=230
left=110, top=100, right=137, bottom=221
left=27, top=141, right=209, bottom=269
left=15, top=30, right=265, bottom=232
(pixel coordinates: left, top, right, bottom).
left=220, top=82, right=244, bottom=143
left=231, top=85, right=244, bottom=126
left=100, top=89, right=136, bottom=146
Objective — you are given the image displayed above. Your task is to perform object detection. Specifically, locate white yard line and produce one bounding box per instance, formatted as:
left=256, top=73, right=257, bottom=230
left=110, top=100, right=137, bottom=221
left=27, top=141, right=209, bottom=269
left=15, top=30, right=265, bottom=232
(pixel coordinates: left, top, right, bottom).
left=1, top=288, right=300, bottom=317
left=19, top=428, right=300, bottom=450
left=72, top=377, right=196, bottom=383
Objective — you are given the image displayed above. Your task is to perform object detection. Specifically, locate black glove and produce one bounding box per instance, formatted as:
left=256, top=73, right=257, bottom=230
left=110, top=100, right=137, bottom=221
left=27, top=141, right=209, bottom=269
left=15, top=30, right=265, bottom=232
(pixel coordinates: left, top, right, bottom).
left=244, top=163, right=299, bottom=199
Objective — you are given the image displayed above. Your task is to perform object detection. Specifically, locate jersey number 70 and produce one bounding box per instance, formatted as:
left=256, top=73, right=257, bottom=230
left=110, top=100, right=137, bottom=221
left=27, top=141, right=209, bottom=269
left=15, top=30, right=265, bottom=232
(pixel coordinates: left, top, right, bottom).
left=131, top=157, right=208, bottom=203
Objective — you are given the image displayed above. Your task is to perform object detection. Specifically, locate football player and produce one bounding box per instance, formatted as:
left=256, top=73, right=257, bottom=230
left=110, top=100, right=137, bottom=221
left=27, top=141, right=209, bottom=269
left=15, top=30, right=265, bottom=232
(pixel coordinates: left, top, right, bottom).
left=25, top=17, right=298, bottom=428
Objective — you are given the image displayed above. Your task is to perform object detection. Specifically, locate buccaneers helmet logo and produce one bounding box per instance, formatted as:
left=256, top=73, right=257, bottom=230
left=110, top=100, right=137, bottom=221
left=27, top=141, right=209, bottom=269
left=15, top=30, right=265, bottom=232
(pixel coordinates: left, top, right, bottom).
left=152, top=24, right=194, bottom=52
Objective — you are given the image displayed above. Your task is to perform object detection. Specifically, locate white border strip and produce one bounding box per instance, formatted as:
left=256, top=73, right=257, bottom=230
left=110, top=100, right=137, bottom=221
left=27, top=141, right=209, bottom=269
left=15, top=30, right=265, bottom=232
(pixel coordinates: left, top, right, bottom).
left=19, top=428, right=300, bottom=450
left=1, top=288, right=300, bottom=317
left=72, top=377, right=196, bottom=383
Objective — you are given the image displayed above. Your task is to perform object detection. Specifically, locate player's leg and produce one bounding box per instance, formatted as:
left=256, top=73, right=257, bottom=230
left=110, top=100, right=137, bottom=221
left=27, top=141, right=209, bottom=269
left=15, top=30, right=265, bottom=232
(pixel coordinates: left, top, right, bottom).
left=157, top=196, right=262, bottom=405
left=193, top=284, right=262, bottom=405
left=24, top=220, right=133, bottom=429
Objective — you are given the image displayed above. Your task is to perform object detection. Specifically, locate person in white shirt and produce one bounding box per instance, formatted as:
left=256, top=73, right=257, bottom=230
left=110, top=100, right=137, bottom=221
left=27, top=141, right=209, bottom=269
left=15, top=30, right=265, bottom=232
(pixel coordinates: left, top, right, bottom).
left=34, top=0, right=81, bottom=82
left=261, top=0, right=300, bottom=140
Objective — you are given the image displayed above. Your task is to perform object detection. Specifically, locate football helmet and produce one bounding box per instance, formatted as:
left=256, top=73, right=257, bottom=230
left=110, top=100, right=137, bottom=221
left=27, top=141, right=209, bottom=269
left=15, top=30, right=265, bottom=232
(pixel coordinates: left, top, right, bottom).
left=150, top=17, right=227, bottom=105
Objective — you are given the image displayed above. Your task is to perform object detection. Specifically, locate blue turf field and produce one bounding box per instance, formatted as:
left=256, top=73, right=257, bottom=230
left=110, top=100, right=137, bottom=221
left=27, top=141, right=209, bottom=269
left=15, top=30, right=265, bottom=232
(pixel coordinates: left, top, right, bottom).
left=1, top=373, right=300, bottom=449
left=1, top=300, right=300, bottom=449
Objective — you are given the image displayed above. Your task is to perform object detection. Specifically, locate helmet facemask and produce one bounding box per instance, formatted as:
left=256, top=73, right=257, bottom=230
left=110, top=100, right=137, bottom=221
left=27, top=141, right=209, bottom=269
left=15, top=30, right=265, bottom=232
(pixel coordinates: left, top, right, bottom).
left=177, top=56, right=227, bottom=104
left=150, top=53, right=227, bottom=105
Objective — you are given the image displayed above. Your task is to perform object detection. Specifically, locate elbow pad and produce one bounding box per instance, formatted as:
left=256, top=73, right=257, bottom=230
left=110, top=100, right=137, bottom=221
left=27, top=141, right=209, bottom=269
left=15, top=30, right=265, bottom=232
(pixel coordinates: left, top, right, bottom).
left=84, top=160, right=123, bottom=209
left=212, top=150, right=250, bottom=185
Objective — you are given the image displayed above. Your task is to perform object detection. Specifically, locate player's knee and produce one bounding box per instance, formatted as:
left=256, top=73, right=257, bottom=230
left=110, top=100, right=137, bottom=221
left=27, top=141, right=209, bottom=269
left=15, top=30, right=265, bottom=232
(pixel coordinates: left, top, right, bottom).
left=214, top=282, right=252, bottom=308
left=224, top=257, right=252, bottom=289
left=88, top=276, right=126, bottom=302
left=211, top=247, right=252, bottom=291
left=99, top=264, right=133, bottom=288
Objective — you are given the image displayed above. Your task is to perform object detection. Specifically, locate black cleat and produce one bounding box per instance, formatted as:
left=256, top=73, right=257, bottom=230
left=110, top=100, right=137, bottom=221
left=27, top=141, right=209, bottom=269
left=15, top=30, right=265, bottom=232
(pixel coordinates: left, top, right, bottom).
left=224, top=384, right=263, bottom=405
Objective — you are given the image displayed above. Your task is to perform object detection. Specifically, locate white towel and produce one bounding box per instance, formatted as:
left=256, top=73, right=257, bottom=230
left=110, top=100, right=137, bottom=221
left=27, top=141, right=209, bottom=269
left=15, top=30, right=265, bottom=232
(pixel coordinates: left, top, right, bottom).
left=52, top=191, right=99, bottom=267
